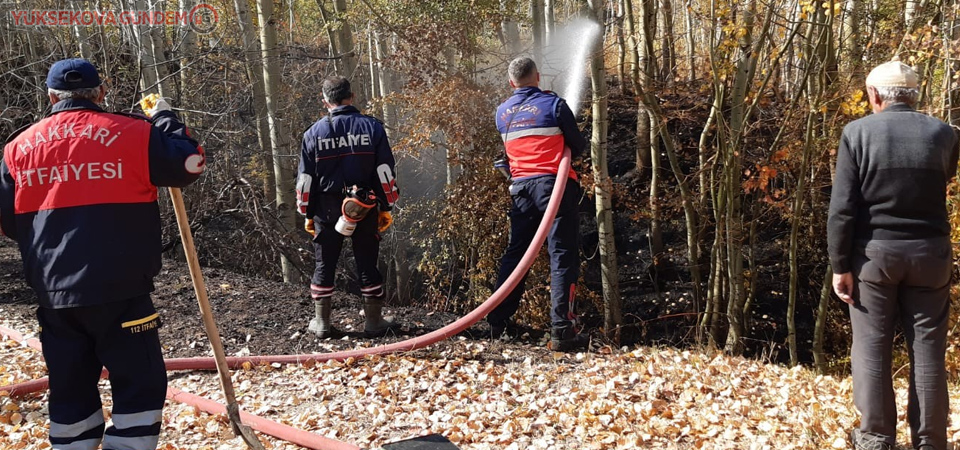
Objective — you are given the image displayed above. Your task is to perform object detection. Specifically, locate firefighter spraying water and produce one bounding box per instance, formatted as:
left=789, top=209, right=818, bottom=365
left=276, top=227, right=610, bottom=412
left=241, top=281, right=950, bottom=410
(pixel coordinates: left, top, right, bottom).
left=487, top=56, right=590, bottom=351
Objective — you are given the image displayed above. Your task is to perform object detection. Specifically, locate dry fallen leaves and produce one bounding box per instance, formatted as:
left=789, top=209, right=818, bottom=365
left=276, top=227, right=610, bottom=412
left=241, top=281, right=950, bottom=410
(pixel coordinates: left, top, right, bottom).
left=2, top=317, right=960, bottom=449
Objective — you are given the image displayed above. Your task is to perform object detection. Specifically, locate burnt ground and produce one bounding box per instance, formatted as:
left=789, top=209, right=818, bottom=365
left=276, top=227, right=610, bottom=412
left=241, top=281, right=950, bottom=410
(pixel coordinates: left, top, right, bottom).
left=0, top=88, right=834, bottom=366
left=0, top=238, right=572, bottom=360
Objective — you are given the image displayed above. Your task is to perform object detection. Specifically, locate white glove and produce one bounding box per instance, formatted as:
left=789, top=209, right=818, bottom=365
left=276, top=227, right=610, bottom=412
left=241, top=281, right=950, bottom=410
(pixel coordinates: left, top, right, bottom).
left=139, top=94, right=173, bottom=118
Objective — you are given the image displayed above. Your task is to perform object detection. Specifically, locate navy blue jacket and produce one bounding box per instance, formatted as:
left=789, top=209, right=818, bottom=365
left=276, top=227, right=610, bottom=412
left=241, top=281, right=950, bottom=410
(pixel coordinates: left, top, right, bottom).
left=296, top=105, right=399, bottom=217
left=495, top=87, right=586, bottom=181
left=0, top=99, right=204, bottom=309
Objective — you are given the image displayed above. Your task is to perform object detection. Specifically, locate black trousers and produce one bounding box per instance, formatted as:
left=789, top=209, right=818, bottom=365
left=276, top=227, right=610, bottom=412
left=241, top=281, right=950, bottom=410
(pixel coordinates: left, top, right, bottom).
left=851, top=238, right=951, bottom=450
left=310, top=194, right=383, bottom=297
left=488, top=176, right=581, bottom=328
left=38, top=295, right=167, bottom=450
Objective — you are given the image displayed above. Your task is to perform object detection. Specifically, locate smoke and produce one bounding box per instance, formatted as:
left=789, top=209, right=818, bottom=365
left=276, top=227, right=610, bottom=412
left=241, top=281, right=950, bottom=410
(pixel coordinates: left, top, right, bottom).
left=539, top=17, right=603, bottom=118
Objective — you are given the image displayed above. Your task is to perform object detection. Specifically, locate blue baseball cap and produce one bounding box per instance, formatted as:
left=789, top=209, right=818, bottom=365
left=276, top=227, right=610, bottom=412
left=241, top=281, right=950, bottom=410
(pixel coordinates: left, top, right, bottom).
left=46, top=58, right=101, bottom=90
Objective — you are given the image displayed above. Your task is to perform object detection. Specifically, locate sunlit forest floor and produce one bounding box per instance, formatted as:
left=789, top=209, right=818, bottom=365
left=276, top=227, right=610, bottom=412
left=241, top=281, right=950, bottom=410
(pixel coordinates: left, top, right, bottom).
left=2, top=322, right=959, bottom=450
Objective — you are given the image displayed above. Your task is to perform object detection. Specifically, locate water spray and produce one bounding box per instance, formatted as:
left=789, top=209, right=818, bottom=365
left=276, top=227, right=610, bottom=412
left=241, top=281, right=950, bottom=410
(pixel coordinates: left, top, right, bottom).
left=539, top=17, right=603, bottom=117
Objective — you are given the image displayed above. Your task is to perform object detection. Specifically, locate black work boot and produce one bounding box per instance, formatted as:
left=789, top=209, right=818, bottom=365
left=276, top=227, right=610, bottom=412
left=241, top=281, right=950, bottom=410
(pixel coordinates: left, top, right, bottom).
left=548, top=325, right=589, bottom=352
left=490, top=320, right=521, bottom=341
left=307, top=298, right=339, bottom=338
left=363, top=296, right=398, bottom=337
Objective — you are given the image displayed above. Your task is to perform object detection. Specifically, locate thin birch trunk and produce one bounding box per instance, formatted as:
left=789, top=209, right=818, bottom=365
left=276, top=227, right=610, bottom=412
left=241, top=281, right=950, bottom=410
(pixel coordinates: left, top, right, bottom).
left=588, top=0, right=623, bottom=340
left=660, top=0, right=676, bottom=82
left=257, top=0, right=297, bottom=281
left=501, top=0, right=521, bottom=55
left=532, top=0, right=545, bottom=61
left=333, top=0, right=358, bottom=79
left=812, top=265, right=833, bottom=371
left=234, top=0, right=277, bottom=200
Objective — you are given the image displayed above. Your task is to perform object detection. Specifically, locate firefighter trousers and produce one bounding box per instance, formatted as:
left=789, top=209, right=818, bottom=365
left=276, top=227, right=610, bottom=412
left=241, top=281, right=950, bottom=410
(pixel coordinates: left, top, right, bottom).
left=38, top=295, right=167, bottom=450
left=489, top=175, right=581, bottom=329
left=310, top=194, right=384, bottom=298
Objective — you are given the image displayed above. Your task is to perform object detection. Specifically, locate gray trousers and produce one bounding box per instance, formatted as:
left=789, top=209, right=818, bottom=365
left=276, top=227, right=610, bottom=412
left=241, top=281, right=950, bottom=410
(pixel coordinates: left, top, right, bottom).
left=851, top=238, right=951, bottom=450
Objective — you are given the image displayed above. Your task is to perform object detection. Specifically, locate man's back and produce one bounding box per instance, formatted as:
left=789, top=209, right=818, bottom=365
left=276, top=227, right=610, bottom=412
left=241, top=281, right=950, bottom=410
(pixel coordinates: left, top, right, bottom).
left=1, top=100, right=203, bottom=308
left=833, top=103, right=959, bottom=243
left=495, top=86, right=584, bottom=180
left=301, top=105, right=396, bottom=209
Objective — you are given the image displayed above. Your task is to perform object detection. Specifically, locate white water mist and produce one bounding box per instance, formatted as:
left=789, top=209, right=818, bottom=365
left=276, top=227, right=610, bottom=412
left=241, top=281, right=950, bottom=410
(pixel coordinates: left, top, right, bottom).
left=539, top=17, right=603, bottom=118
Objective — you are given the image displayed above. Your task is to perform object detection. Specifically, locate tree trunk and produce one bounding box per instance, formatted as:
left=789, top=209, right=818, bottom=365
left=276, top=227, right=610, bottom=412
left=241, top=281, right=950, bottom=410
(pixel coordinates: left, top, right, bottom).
left=588, top=0, right=623, bottom=340
left=71, top=0, right=94, bottom=60
left=722, top=0, right=771, bottom=356
left=787, top=110, right=817, bottom=366
left=948, top=6, right=960, bottom=125
left=698, top=94, right=719, bottom=207
left=545, top=0, right=556, bottom=45
left=128, top=0, right=163, bottom=95
left=635, top=101, right=652, bottom=174
left=177, top=0, right=197, bottom=106
left=840, top=0, right=861, bottom=74
left=812, top=265, right=833, bottom=372
left=375, top=30, right=410, bottom=303
left=501, top=0, right=522, bottom=55
left=368, top=24, right=381, bottom=112
left=622, top=0, right=641, bottom=93
left=317, top=0, right=339, bottom=58
left=531, top=0, right=545, bottom=61
left=684, top=0, right=696, bottom=82
left=333, top=0, right=358, bottom=80
left=905, top=0, right=920, bottom=27
left=647, top=110, right=664, bottom=258
left=639, top=0, right=659, bottom=85
left=659, top=0, right=676, bottom=82
left=234, top=0, right=277, bottom=201
left=257, top=0, right=297, bottom=282
left=653, top=97, right=703, bottom=314
left=616, top=9, right=627, bottom=91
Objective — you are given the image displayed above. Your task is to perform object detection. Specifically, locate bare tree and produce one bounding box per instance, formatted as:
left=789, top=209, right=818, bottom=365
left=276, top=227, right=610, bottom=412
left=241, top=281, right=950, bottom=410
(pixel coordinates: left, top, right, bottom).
left=587, top=0, right=623, bottom=339
left=233, top=0, right=278, bottom=200
left=257, top=0, right=297, bottom=281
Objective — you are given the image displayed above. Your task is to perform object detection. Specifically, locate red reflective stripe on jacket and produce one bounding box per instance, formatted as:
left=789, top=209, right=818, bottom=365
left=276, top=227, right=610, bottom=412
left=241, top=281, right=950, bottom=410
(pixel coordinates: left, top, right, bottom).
left=505, top=134, right=577, bottom=181
left=5, top=110, right=156, bottom=214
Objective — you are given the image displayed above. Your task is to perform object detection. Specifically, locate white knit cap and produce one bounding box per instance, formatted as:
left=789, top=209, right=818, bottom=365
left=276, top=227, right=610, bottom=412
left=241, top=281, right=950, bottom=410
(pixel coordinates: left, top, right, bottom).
left=865, top=60, right=918, bottom=88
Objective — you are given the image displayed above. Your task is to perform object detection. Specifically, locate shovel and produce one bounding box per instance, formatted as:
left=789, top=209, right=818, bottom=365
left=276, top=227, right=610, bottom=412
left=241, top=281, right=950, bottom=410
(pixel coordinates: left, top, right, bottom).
left=169, top=187, right=267, bottom=450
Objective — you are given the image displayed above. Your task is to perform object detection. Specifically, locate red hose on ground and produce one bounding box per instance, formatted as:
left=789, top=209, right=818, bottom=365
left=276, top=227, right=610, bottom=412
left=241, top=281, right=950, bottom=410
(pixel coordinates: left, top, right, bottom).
left=166, top=386, right=361, bottom=450
left=0, top=372, right=359, bottom=450
left=0, top=326, right=41, bottom=351
left=0, top=150, right=572, bottom=449
left=0, top=377, right=48, bottom=397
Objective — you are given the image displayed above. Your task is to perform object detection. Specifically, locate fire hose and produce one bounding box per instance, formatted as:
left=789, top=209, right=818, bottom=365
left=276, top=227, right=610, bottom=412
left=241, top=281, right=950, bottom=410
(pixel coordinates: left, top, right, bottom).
left=0, top=150, right=572, bottom=449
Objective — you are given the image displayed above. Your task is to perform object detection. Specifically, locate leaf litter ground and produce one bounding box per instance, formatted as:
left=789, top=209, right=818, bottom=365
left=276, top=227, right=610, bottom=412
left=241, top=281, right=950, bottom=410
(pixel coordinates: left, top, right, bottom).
left=1, top=242, right=959, bottom=449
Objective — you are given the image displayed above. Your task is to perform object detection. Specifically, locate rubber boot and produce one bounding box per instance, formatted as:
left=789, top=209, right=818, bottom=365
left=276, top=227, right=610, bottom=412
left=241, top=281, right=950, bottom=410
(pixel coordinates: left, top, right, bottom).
left=363, top=297, right=398, bottom=337
left=548, top=325, right=589, bottom=352
left=307, top=298, right=337, bottom=338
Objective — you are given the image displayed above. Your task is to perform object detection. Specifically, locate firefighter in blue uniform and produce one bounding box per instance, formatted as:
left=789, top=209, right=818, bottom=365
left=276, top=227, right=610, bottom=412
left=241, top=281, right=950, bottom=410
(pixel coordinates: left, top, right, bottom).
left=296, top=76, right=400, bottom=338
left=488, top=56, right=588, bottom=351
left=0, top=59, right=204, bottom=450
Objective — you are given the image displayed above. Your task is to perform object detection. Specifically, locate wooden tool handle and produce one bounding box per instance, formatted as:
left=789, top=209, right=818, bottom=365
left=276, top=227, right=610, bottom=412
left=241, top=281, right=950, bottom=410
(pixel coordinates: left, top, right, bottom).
left=168, top=187, right=239, bottom=403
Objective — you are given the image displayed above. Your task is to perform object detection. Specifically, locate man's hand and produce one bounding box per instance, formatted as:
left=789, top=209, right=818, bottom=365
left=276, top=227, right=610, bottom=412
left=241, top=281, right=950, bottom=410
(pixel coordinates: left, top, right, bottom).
left=304, top=219, right=316, bottom=236
left=378, top=211, right=393, bottom=232
left=832, top=272, right=855, bottom=304
left=139, top=94, right=172, bottom=118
